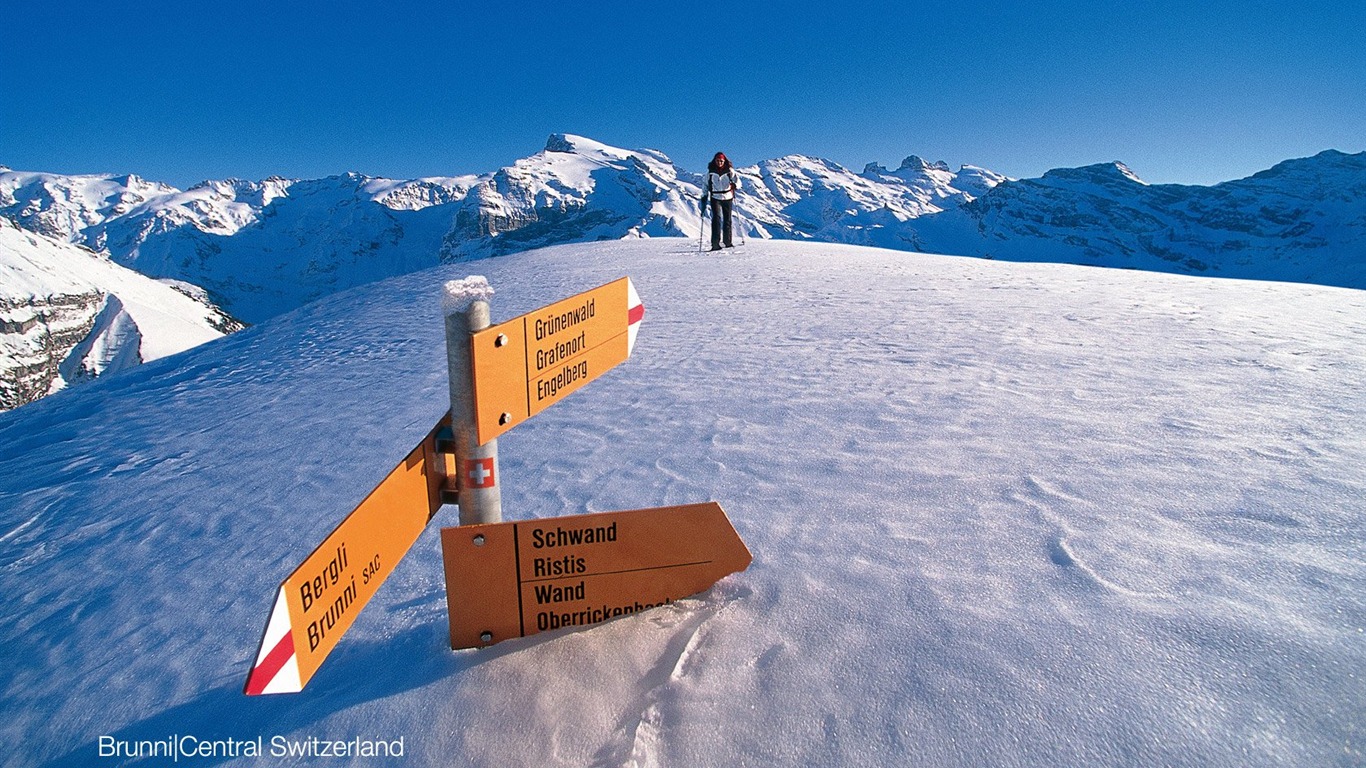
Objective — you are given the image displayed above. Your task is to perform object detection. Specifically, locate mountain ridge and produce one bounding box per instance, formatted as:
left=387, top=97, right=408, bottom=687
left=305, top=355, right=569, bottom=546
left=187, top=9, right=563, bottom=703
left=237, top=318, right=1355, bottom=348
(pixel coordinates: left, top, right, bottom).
left=0, top=217, right=242, bottom=410
left=2, top=139, right=1362, bottom=326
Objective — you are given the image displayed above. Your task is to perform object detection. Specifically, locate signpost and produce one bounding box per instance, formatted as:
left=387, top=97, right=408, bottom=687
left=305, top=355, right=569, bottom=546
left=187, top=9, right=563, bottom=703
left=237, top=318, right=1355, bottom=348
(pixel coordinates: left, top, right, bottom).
left=244, top=275, right=749, bottom=695
left=445, top=277, right=502, bottom=526
left=440, top=502, right=751, bottom=649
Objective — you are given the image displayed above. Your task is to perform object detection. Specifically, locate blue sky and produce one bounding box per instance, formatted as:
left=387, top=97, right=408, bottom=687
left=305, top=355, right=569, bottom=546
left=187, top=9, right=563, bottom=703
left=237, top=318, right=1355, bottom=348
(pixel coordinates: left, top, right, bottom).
left=2, top=1, right=1362, bottom=188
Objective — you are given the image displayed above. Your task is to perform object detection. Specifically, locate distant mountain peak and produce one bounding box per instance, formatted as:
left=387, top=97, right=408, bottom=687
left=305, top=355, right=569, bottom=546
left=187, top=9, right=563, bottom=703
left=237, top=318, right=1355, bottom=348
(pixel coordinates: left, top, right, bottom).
left=1245, top=148, right=1366, bottom=184
left=1110, top=161, right=1144, bottom=183
left=1040, top=161, right=1146, bottom=186
left=539, top=134, right=650, bottom=166
left=544, top=133, right=625, bottom=155
left=898, top=155, right=952, bottom=173
left=544, top=133, right=577, bottom=153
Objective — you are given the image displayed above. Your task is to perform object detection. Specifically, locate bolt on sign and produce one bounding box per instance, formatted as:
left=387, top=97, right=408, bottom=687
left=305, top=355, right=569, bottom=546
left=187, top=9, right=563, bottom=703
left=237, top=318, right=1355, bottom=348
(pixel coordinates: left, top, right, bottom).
left=441, top=502, right=751, bottom=649
left=469, top=277, right=644, bottom=445
left=244, top=417, right=453, bottom=695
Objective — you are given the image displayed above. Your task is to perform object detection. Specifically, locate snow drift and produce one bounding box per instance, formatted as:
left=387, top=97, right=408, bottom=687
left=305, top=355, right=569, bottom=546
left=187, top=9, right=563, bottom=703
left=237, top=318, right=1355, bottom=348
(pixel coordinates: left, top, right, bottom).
left=0, top=239, right=1361, bottom=767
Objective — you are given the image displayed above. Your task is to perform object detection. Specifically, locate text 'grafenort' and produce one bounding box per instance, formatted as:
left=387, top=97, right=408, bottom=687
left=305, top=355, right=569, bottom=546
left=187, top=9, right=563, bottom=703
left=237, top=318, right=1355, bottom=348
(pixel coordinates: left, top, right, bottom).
left=534, top=331, right=586, bottom=373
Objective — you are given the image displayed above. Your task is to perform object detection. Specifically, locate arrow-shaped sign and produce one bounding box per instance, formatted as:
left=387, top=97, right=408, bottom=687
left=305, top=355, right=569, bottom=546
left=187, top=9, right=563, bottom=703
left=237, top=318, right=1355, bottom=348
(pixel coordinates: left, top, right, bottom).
left=244, top=416, right=451, bottom=695
left=469, top=277, right=643, bottom=445
left=441, top=502, right=750, bottom=649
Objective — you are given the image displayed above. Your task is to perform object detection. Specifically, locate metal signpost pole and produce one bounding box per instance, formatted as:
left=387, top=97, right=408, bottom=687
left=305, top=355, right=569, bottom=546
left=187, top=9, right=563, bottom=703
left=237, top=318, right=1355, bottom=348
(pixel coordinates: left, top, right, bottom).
left=443, top=277, right=502, bottom=526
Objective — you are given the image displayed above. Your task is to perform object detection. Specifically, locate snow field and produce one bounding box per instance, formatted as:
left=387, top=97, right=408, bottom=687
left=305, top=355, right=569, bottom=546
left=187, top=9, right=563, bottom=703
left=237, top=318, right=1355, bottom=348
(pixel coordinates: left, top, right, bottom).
left=0, top=239, right=1362, bottom=767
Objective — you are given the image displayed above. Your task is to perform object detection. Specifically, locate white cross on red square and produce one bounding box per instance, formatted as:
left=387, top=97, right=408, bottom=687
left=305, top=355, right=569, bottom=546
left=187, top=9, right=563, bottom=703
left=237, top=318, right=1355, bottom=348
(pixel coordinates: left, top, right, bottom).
left=465, top=458, right=495, bottom=489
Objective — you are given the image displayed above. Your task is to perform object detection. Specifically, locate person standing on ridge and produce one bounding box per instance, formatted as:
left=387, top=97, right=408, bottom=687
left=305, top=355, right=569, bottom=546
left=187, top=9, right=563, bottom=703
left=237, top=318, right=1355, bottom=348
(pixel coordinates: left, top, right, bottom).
left=701, top=152, right=740, bottom=251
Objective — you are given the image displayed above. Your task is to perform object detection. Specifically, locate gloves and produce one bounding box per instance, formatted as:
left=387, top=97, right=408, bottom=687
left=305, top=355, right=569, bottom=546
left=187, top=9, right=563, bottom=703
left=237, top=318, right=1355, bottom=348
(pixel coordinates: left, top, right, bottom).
left=699, top=195, right=709, bottom=215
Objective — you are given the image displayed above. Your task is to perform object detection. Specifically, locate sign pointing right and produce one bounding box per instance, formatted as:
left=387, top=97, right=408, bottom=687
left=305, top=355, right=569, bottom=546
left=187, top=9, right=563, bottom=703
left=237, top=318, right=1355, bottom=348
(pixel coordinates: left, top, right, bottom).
left=441, top=502, right=750, bottom=649
left=469, top=277, right=644, bottom=445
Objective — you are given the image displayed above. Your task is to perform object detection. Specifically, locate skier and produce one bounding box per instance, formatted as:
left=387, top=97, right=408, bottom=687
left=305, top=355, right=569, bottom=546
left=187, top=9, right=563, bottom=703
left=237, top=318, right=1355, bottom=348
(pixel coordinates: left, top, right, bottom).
left=700, top=152, right=740, bottom=251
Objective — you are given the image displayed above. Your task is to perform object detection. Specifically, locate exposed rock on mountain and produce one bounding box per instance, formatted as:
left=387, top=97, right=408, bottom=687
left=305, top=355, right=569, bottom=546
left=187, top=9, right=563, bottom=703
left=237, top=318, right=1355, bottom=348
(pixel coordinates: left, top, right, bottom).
left=0, top=218, right=240, bottom=411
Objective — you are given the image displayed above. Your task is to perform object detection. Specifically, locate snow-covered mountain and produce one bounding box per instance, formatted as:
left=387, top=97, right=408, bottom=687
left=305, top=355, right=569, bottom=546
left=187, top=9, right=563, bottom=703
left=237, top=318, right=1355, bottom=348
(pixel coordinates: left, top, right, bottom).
left=737, top=153, right=1008, bottom=245
left=0, top=169, right=180, bottom=241
left=442, top=136, right=1006, bottom=259
left=1, top=240, right=1361, bottom=766
left=912, top=150, right=1366, bottom=288
left=0, top=218, right=241, bottom=411
left=0, top=139, right=1007, bottom=308
left=3, top=140, right=1363, bottom=327
left=0, top=167, right=477, bottom=322
left=439, top=135, right=702, bottom=261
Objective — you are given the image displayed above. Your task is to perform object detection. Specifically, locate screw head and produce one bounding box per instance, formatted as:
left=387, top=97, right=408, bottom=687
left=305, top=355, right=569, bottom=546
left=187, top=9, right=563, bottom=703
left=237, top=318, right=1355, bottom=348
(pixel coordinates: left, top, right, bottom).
left=480, top=631, right=493, bottom=643
left=495, top=333, right=508, bottom=347
left=499, top=412, right=512, bottom=425
left=473, top=534, right=486, bottom=547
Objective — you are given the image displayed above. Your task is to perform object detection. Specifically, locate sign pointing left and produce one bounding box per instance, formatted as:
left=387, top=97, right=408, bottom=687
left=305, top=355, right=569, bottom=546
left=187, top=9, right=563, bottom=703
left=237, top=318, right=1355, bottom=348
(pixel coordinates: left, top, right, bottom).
left=244, top=416, right=451, bottom=695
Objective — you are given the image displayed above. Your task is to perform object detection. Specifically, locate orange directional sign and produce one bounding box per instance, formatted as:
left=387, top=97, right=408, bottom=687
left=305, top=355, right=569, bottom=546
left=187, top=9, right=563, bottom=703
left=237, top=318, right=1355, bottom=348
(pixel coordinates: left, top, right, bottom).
left=440, top=502, right=751, bottom=649
left=245, top=416, right=453, bottom=695
left=470, top=277, right=644, bottom=445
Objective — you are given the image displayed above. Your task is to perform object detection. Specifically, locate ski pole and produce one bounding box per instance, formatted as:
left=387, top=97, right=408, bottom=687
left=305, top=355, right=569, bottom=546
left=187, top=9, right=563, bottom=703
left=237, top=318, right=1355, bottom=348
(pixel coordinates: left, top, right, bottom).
left=698, top=197, right=707, bottom=253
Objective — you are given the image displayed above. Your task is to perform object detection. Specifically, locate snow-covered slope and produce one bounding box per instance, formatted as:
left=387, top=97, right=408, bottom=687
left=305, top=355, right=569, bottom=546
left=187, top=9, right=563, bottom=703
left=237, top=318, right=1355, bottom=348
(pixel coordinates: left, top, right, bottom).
left=1, top=240, right=1360, bottom=767
left=7, top=142, right=1362, bottom=327
left=0, top=218, right=241, bottom=411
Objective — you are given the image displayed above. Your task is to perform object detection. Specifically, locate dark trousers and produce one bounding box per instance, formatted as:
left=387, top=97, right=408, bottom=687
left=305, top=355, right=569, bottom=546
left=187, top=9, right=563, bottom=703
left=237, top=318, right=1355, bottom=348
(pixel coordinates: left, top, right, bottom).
left=709, top=197, right=733, bottom=248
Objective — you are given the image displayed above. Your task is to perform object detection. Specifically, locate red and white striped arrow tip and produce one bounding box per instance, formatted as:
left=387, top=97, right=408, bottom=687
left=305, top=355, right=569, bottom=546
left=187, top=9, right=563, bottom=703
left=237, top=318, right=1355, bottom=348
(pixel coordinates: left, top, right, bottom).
left=627, top=278, right=644, bottom=354
left=243, top=587, right=302, bottom=695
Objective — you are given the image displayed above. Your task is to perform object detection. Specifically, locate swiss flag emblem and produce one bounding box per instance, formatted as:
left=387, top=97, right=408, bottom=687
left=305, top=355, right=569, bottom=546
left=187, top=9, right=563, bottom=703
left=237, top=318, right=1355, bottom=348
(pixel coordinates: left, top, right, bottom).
left=465, top=458, right=496, bottom=489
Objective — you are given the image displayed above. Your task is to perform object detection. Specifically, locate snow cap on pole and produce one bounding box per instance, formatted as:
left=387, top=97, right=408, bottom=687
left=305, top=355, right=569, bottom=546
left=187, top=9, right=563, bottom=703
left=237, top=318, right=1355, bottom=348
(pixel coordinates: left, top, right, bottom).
left=442, top=276, right=495, bottom=317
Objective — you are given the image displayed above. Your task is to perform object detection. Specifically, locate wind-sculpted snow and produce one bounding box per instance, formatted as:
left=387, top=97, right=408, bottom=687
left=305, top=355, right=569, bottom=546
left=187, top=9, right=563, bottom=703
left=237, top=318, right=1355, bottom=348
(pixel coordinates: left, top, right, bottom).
left=0, top=240, right=1361, bottom=766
